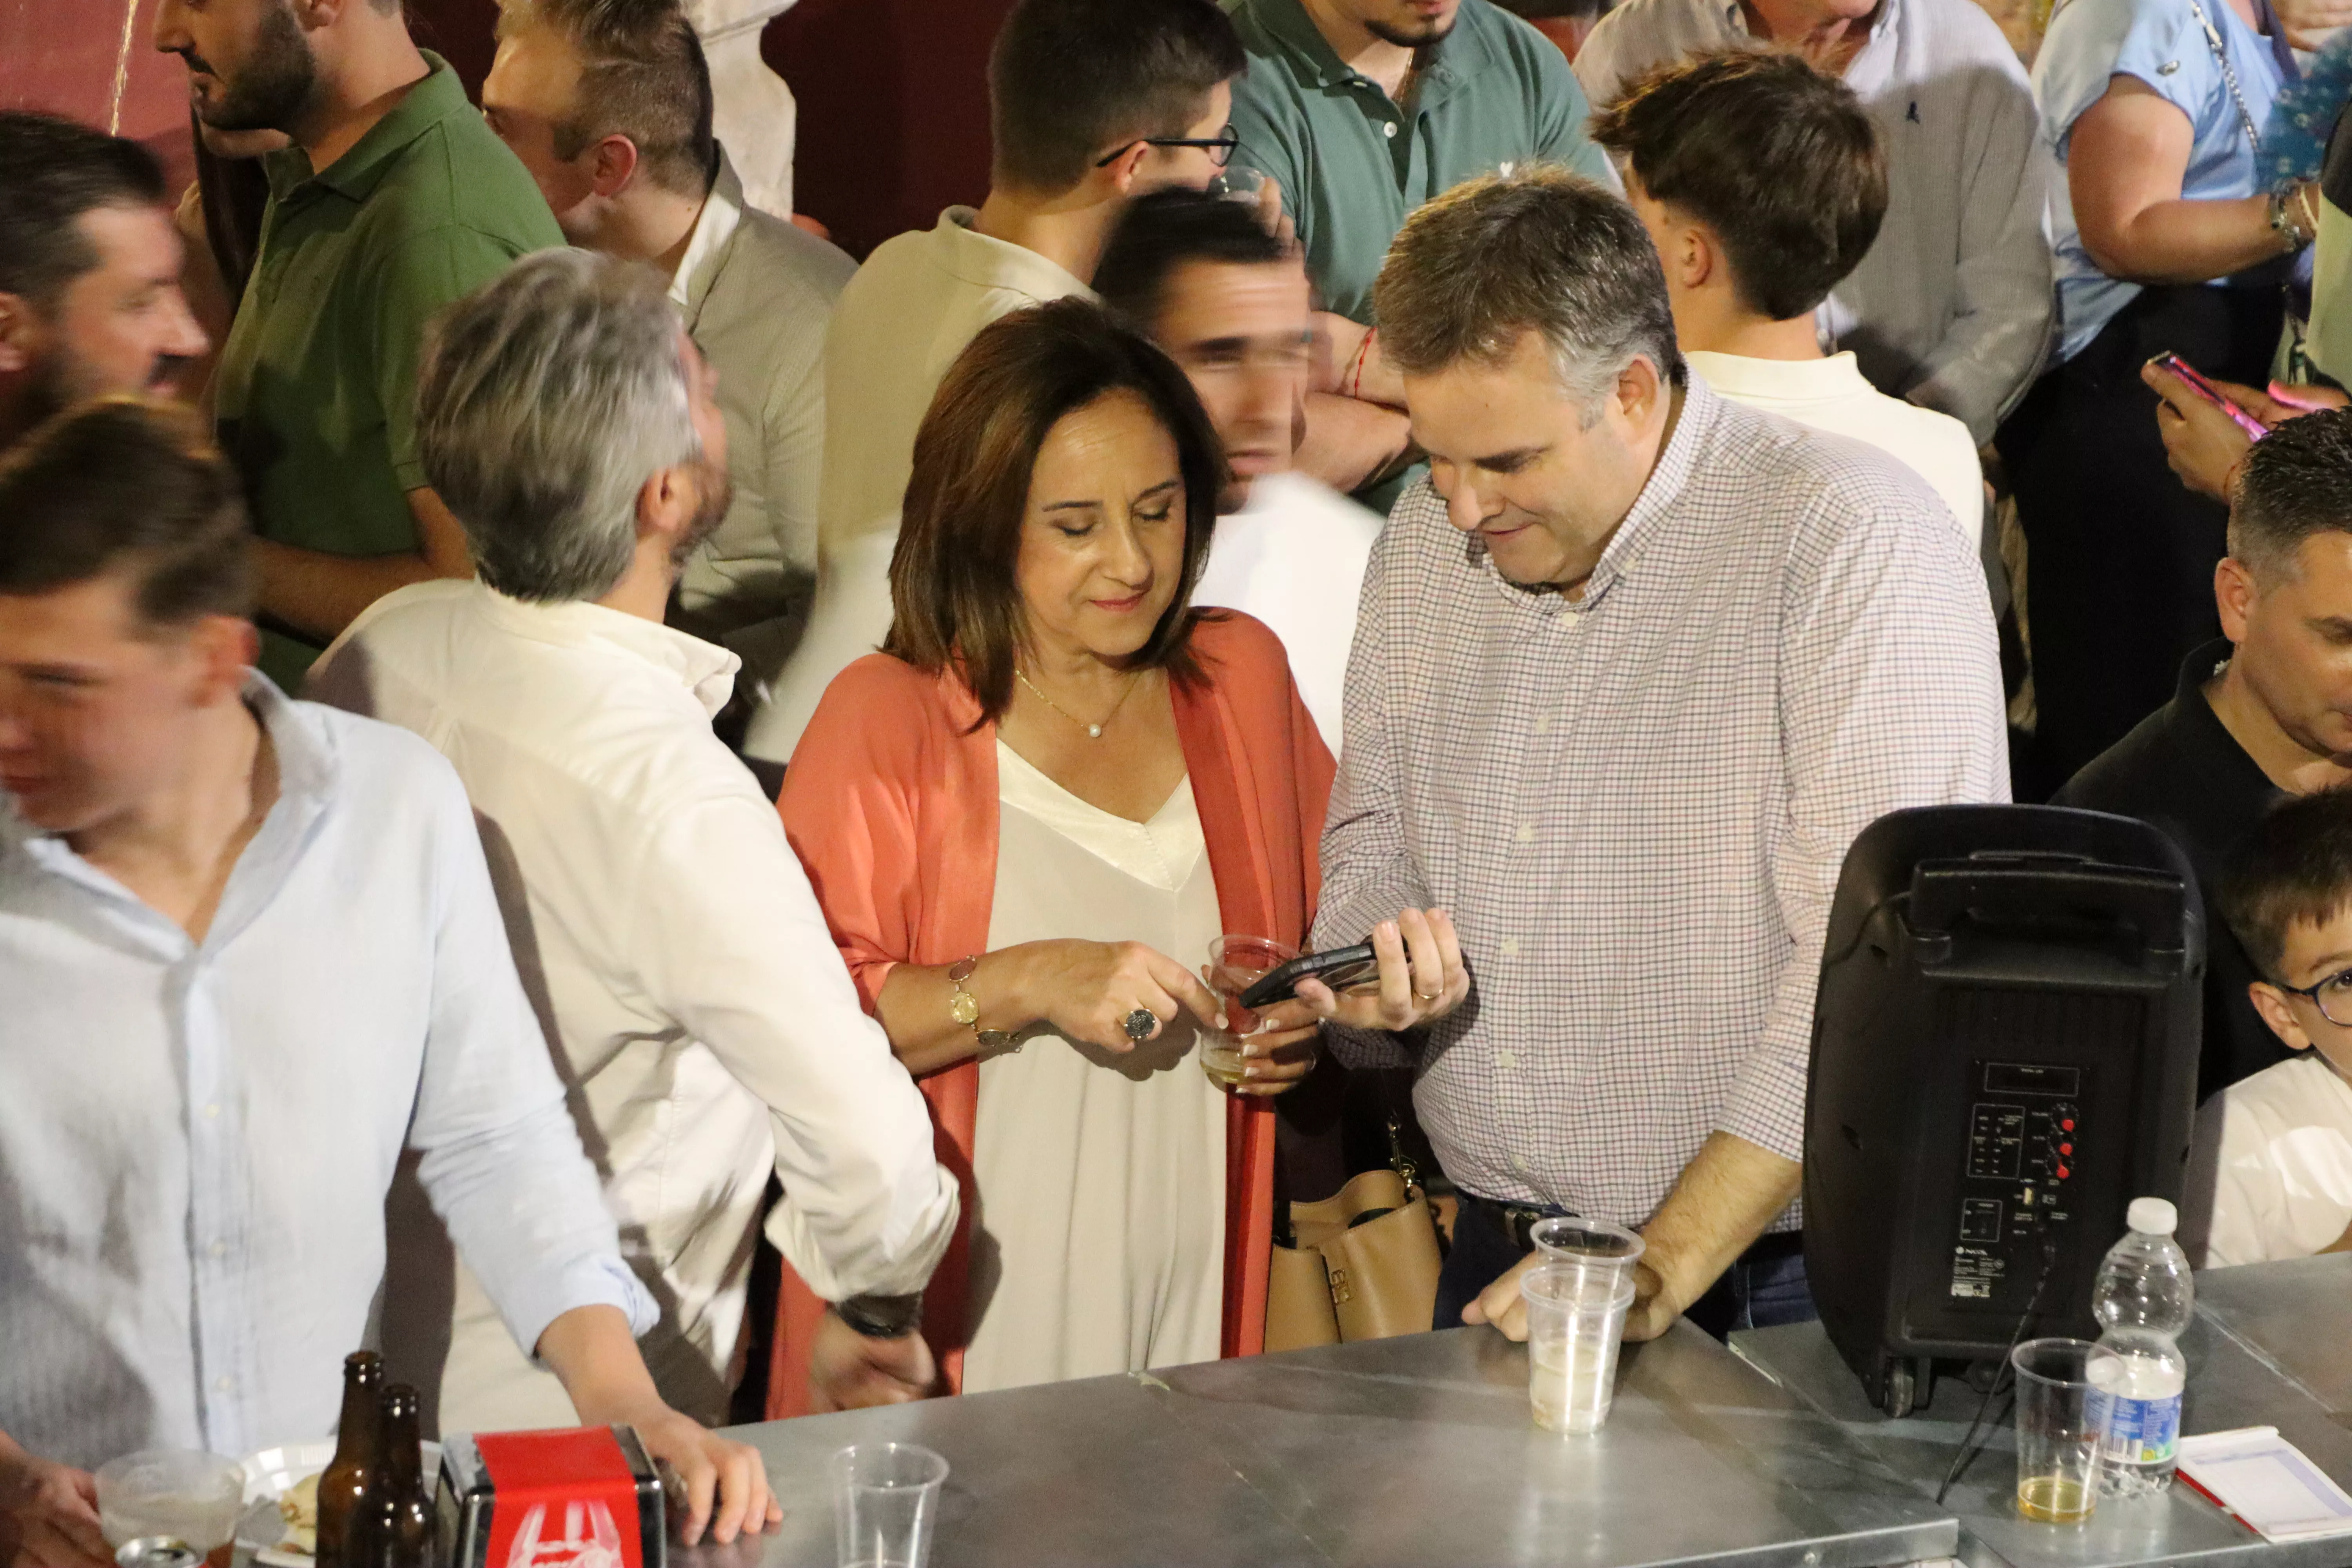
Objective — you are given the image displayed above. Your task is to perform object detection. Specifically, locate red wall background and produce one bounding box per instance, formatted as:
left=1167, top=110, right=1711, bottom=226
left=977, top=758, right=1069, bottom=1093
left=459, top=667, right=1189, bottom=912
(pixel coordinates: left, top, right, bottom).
left=1, top=0, right=1013, bottom=263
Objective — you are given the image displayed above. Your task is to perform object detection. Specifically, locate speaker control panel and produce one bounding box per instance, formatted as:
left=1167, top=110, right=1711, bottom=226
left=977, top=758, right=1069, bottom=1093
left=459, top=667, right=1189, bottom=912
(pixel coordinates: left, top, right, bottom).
left=1949, top=1060, right=2085, bottom=1302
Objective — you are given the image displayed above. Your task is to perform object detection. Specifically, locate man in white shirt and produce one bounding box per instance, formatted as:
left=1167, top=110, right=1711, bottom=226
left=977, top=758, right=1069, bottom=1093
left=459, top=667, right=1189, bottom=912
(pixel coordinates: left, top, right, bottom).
left=310, top=251, right=959, bottom=1430
left=744, top=0, right=1246, bottom=763
left=1574, top=0, right=2051, bottom=445
left=1591, top=48, right=1982, bottom=546
left=0, top=399, right=772, bottom=1561
left=2185, top=789, right=2352, bottom=1267
left=1094, top=189, right=1380, bottom=755
left=480, top=0, right=856, bottom=693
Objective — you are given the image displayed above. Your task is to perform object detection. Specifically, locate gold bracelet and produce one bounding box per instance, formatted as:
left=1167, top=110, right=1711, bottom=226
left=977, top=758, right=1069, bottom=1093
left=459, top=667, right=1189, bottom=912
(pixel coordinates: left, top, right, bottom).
left=947, top=955, right=1020, bottom=1052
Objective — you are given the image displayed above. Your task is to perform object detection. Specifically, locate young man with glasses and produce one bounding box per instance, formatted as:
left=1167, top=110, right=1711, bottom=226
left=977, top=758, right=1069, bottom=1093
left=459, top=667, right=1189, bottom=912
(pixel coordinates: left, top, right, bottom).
left=2184, top=788, right=2352, bottom=1266
left=743, top=0, right=1245, bottom=763
left=2058, top=411, right=2352, bottom=1103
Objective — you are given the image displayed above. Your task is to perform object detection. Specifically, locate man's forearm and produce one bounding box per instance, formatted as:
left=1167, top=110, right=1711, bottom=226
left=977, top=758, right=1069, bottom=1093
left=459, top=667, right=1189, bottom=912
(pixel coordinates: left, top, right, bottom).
left=535, top=1304, right=666, bottom=1422
left=1641, top=1131, right=1803, bottom=1310
left=254, top=539, right=454, bottom=644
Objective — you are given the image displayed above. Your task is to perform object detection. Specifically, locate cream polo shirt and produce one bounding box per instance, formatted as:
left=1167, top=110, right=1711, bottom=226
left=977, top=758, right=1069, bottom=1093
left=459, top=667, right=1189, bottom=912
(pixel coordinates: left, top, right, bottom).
left=746, top=209, right=1093, bottom=762
left=1686, top=351, right=1985, bottom=550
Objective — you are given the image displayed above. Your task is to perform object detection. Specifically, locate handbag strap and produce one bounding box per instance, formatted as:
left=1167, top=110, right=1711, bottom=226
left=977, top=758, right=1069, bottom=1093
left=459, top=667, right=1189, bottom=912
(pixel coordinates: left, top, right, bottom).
left=2188, top=0, right=2266, bottom=157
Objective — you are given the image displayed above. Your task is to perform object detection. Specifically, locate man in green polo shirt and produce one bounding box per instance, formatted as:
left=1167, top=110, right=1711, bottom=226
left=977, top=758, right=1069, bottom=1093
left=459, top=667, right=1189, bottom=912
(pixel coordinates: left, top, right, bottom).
left=1229, top=0, right=1612, bottom=511
left=155, top=0, right=562, bottom=686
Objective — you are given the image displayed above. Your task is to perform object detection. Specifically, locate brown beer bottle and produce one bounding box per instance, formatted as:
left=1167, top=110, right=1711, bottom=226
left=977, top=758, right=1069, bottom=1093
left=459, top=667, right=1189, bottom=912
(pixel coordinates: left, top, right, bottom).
left=315, top=1351, right=384, bottom=1568
left=354, top=1385, right=436, bottom=1568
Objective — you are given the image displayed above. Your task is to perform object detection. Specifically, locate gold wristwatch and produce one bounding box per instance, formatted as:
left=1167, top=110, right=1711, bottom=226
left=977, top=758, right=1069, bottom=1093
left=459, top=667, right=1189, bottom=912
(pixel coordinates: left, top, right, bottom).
left=947, top=955, right=1020, bottom=1052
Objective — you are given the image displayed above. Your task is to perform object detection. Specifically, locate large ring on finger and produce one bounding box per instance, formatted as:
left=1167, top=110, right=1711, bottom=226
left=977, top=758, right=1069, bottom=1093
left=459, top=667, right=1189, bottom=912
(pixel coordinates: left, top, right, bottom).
left=1122, top=1007, right=1158, bottom=1042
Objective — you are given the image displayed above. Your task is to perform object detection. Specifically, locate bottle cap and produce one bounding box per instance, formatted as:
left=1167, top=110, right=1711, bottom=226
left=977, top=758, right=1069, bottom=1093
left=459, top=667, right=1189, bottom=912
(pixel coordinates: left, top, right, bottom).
left=2127, top=1196, right=2178, bottom=1236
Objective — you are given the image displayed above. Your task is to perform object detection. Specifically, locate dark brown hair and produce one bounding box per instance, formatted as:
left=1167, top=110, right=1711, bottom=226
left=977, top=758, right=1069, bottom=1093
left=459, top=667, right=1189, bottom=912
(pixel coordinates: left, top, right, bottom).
left=0, top=112, right=168, bottom=314
left=0, top=397, right=255, bottom=628
left=886, top=298, right=1224, bottom=727
left=987, top=0, right=1243, bottom=195
left=1590, top=48, right=1885, bottom=323
left=2221, top=789, right=2352, bottom=982
left=499, top=0, right=715, bottom=198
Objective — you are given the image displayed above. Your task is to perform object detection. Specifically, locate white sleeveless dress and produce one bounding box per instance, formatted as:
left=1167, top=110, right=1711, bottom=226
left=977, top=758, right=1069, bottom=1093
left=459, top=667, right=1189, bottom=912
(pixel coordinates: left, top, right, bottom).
left=959, top=741, right=1229, bottom=1394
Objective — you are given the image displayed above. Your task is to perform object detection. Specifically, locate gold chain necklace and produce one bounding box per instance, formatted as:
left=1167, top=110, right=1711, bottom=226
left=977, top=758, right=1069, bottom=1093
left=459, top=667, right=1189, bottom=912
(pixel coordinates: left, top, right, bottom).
left=1015, top=666, right=1141, bottom=740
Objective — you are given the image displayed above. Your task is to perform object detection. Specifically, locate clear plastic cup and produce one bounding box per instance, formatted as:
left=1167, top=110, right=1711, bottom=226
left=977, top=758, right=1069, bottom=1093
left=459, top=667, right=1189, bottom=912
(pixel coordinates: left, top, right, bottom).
left=1523, top=1261, right=1639, bottom=1434
left=1207, top=166, right=1267, bottom=203
left=1531, top=1217, right=1646, bottom=1278
left=1200, top=935, right=1299, bottom=1090
left=833, top=1442, right=947, bottom=1568
left=94, top=1450, right=246, bottom=1552
left=2012, top=1338, right=2103, bottom=1523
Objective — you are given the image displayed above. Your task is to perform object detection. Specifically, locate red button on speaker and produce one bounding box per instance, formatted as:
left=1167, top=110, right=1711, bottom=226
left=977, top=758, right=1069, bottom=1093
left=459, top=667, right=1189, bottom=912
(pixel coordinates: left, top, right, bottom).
left=2056, top=1165, right=2071, bottom=1180
left=2060, top=1143, right=2073, bottom=1156
left=2061, top=1118, right=2075, bottom=1132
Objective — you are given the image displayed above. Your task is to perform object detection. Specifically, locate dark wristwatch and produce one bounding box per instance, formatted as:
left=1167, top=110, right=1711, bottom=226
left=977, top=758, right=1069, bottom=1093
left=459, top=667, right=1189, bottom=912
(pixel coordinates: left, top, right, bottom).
left=835, top=1291, right=924, bottom=1340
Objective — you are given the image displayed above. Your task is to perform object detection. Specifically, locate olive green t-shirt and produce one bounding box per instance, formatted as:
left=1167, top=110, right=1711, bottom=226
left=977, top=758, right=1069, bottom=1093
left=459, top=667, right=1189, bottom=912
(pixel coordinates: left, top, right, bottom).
left=214, top=53, right=562, bottom=687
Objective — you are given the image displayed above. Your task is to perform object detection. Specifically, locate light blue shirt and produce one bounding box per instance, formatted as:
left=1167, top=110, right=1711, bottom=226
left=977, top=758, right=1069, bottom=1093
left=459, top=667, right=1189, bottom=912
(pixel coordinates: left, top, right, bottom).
left=0, top=678, right=652, bottom=1469
left=2036, top=0, right=2292, bottom=361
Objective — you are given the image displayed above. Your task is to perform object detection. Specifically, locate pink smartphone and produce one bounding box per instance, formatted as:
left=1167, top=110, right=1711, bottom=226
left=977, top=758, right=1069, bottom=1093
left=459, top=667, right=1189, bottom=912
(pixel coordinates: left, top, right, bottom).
left=2150, top=352, right=2271, bottom=441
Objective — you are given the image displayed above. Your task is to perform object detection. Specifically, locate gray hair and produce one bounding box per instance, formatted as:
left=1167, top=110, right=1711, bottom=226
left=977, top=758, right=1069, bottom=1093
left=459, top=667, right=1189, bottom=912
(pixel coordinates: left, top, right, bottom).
left=416, top=248, right=699, bottom=603
left=1372, top=166, right=1682, bottom=418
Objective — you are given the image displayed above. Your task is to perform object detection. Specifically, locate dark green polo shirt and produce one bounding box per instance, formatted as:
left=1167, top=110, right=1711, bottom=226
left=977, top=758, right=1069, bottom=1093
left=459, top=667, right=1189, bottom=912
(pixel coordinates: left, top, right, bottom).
left=1226, top=0, right=1612, bottom=327
left=214, top=53, right=562, bottom=686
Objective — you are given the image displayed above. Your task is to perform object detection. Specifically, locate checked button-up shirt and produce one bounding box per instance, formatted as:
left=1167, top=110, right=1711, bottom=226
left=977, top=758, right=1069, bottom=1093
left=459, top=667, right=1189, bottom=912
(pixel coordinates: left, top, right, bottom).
left=1313, top=376, right=2010, bottom=1229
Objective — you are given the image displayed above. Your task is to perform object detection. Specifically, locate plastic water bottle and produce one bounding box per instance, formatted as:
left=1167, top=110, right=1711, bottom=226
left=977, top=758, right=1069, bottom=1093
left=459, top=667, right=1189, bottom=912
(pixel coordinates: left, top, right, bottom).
left=2085, top=1196, right=2194, bottom=1497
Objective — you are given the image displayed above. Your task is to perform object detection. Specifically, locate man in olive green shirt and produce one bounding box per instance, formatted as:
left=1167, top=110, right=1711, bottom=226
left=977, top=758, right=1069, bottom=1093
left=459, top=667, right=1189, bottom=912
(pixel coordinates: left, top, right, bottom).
left=1228, top=0, right=1613, bottom=511
left=156, top=0, right=560, bottom=686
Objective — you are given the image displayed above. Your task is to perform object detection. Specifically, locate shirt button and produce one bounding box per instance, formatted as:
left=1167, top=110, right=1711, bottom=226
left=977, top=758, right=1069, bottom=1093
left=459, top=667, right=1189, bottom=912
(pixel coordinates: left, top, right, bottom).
left=1500, top=938, right=1520, bottom=957
left=1497, top=1049, right=1519, bottom=1070
left=1534, top=716, right=1552, bottom=736
left=210, top=1241, right=229, bottom=1259
left=1514, top=825, right=1534, bottom=844
left=1383, top=120, right=1399, bottom=139
left=203, top=1103, right=221, bottom=1119
left=215, top=1376, right=234, bottom=1393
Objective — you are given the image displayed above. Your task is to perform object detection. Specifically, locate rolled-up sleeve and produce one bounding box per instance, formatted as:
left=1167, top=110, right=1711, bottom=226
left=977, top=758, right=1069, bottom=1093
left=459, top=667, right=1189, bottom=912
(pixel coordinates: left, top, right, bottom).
left=630, top=795, right=958, bottom=1301
left=1718, top=468, right=2011, bottom=1159
left=406, top=766, right=654, bottom=1356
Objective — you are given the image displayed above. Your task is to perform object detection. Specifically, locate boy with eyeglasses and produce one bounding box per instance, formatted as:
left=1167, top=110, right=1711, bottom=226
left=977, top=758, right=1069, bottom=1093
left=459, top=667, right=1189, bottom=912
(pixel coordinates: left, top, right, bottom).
left=2187, top=789, right=2352, bottom=1267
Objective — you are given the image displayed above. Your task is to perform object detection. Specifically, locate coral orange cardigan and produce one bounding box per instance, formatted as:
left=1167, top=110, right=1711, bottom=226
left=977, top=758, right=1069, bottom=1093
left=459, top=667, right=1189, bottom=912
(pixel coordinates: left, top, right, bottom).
left=766, top=612, right=1335, bottom=1416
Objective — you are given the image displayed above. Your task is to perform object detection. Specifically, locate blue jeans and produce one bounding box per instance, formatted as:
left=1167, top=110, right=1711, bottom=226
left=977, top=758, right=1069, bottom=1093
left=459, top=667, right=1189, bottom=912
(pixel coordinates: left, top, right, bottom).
left=1434, top=1194, right=1817, bottom=1340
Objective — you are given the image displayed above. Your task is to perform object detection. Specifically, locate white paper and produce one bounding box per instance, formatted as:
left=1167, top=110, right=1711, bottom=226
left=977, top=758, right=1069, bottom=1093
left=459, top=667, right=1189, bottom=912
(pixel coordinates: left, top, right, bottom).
left=2178, top=1426, right=2352, bottom=1541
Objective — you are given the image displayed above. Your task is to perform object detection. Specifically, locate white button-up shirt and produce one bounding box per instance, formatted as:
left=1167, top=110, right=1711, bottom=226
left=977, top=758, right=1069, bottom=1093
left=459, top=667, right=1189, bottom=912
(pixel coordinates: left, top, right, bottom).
left=1314, top=378, right=2009, bottom=1227
left=0, top=679, right=649, bottom=1468
left=312, top=584, right=956, bottom=1427
left=1576, top=0, right=2055, bottom=442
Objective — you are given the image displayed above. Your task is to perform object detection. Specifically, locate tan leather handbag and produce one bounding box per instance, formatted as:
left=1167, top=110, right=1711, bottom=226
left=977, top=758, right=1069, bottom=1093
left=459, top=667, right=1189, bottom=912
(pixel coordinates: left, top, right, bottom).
left=1263, top=1152, right=1446, bottom=1350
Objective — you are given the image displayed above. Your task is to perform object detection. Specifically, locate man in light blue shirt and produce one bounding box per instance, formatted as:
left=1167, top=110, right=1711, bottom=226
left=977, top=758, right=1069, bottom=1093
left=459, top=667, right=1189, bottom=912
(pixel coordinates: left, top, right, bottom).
left=0, top=400, right=777, bottom=1565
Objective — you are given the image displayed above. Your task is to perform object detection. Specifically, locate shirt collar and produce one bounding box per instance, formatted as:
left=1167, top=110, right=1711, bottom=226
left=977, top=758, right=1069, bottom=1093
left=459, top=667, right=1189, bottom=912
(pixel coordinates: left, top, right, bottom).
left=1682, top=349, right=1871, bottom=400
left=670, top=143, right=747, bottom=319
left=931, top=206, right=1095, bottom=301
left=474, top=586, right=741, bottom=717
left=3, top=671, right=338, bottom=940
left=1246, top=0, right=1502, bottom=108
left=1721, top=0, right=1900, bottom=52
left=261, top=51, right=473, bottom=206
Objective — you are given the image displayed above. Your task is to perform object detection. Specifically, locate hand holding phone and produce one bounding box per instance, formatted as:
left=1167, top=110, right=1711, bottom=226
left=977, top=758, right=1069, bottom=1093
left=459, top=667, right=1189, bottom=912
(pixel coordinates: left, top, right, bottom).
left=2148, top=352, right=2272, bottom=441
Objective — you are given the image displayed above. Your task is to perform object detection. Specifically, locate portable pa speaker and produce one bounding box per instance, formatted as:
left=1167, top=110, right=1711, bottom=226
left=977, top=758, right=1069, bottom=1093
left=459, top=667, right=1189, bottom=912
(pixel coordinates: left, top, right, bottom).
left=1803, top=805, right=2203, bottom=1417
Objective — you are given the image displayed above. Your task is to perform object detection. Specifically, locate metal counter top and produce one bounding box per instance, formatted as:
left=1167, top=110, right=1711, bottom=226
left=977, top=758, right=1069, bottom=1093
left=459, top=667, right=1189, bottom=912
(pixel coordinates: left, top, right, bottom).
left=1731, top=1259, right=2352, bottom=1568
left=691, top=1324, right=1957, bottom=1568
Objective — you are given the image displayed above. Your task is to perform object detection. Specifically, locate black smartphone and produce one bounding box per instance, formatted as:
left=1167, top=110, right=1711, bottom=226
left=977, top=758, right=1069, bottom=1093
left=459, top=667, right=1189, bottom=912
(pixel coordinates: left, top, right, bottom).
left=1238, top=940, right=1379, bottom=1010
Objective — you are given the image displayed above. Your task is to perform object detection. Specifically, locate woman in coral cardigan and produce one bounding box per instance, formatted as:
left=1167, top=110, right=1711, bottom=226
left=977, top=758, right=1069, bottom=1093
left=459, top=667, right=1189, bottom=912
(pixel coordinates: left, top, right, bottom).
left=771, top=299, right=1336, bottom=1405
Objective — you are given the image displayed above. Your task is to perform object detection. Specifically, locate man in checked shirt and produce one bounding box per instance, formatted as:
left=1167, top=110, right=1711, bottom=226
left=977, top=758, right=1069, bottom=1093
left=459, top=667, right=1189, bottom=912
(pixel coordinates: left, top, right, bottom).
left=1294, top=168, right=2009, bottom=1343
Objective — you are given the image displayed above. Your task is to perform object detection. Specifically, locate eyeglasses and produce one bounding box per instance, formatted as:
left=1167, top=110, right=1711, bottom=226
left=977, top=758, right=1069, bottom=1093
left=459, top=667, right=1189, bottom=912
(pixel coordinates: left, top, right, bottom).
left=1094, top=126, right=1241, bottom=169
left=2278, top=966, right=2352, bottom=1026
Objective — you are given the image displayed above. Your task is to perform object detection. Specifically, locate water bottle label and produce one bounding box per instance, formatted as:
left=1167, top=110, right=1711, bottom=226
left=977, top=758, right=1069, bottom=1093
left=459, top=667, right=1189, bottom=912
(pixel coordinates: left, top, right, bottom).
left=2090, top=1390, right=2181, bottom=1466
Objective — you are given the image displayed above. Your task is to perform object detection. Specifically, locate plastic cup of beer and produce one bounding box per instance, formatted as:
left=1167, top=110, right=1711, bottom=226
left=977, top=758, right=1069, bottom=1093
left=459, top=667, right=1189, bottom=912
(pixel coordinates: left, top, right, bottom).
left=833, top=1442, right=948, bottom=1568
left=1523, top=1261, right=1639, bottom=1435
left=1530, top=1217, right=1646, bottom=1280
left=1200, top=935, right=1299, bottom=1089
left=2011, top=1338, right=2103, bottom=1523
left=94, top=1450, right=246, bottom=1552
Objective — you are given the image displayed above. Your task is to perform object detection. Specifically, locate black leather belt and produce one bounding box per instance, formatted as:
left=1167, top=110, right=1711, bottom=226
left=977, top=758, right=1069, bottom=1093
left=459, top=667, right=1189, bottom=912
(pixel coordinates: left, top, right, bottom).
left=1461, top=1190, right=1574, bottom=1252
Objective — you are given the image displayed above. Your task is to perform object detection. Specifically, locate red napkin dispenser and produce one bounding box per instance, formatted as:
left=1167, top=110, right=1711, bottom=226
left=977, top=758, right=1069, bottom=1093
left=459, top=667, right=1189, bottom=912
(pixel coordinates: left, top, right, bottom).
left=437, top=1426, right=665, bottom=1568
